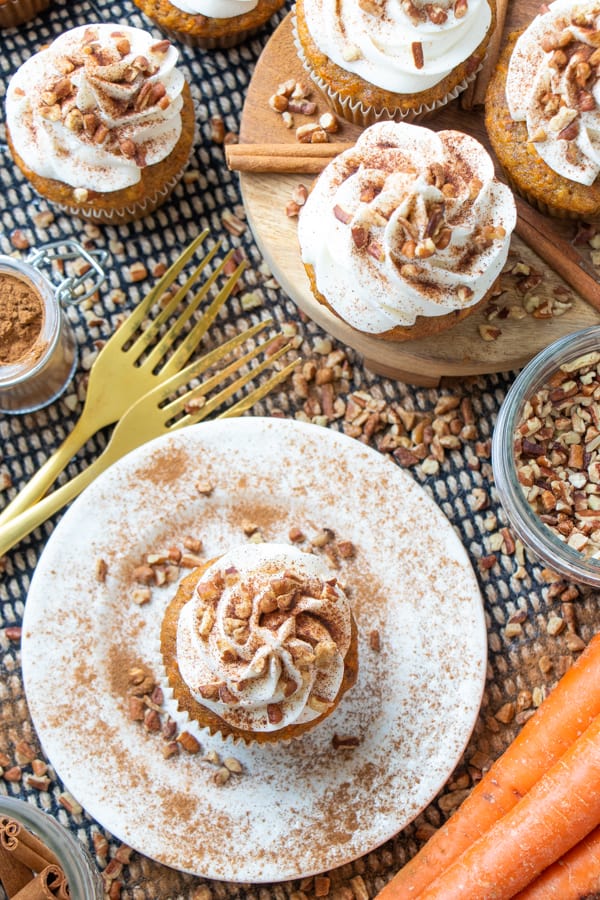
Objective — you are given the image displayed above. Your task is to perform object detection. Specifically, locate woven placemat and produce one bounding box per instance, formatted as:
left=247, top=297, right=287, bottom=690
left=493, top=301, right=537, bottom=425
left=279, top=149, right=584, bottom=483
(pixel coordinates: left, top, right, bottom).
left=1, top=2, right=598, bottom=897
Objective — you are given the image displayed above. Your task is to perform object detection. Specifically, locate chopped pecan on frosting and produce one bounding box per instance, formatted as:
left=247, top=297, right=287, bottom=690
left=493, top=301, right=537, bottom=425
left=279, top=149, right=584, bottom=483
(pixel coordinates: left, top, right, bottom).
left=506, top=1, right=600, bottom=185
left=6, top=24, right=186, bottom=192
left=298, top=122, right=516, bottom=334
left=175, top=544, right=354, bottom=732
left=401, top=0, right=469, bottom=26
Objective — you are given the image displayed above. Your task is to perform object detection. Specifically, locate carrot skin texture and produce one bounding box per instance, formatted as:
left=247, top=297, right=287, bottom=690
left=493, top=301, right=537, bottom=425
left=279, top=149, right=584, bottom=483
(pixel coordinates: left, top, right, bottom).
left=375, top=632, right=600, bottom=899
left=418, top=713, right=600, bottom=900
left=513, top=825, right=600, bottom=900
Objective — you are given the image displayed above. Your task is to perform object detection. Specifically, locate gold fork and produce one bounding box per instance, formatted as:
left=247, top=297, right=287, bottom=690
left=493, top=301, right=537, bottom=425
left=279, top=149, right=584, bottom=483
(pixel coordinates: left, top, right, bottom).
left=0, top=228, right=245, bottom=526
left=0, top=321, right=299, bottom=558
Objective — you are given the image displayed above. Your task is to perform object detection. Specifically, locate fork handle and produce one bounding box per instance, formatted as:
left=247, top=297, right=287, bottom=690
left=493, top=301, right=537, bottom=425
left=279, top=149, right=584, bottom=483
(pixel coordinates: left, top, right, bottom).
left=0, top=415, right=97, bottom=527
left=0, top=445, right=117, bottom=559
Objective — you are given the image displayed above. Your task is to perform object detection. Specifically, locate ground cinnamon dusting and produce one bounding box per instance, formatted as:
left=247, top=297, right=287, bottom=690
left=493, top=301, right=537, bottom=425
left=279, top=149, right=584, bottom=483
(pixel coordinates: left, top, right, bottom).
left=0, top=273, right=44, bottom=365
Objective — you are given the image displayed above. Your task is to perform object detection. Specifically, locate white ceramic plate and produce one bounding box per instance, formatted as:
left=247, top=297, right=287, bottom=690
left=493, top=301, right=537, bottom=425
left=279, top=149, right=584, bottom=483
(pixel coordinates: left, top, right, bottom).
left=22, top=418, right=486, bottom=883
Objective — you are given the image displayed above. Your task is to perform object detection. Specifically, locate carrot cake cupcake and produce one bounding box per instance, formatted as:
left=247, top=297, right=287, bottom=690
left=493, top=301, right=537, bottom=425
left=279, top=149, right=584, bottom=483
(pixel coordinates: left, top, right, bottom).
left=0, top=0, right=49, bottom=27
left=131, top=0, right=286, bottom=49
left=5, top=23, right=195, bottom=225
left=294, top=0, right=496, bottom=125
left=161, top=542, right=359, bottom=744
left=485, top=1, right=600, bottom=220
left=297, top=121, right=516, bottom=341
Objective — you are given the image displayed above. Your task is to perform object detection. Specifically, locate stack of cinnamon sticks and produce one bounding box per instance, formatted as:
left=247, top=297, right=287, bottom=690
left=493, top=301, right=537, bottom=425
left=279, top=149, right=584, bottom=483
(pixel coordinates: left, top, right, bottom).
left=0, top=816, right=69, bottom=899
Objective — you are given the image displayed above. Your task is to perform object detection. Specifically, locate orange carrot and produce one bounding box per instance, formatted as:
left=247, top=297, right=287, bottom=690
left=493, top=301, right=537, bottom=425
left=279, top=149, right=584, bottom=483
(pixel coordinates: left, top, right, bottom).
left=376, top=632, right=600, bottom=899
left=417, top=712, right=600, bottom=900
left=513, top=825, right=600, bottom=900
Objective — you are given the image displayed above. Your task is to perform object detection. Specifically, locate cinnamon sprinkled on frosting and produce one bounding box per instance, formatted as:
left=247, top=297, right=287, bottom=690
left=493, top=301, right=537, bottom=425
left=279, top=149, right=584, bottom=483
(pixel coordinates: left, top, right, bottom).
left=300, top=0, right=491, bottom=93
left=298, top=122, right=516, bottom=334
left=175, top=543, right=355, bottom=733
left=506, top=0, right=600, bottom=186
left=5, top=23, right=186, bottom=193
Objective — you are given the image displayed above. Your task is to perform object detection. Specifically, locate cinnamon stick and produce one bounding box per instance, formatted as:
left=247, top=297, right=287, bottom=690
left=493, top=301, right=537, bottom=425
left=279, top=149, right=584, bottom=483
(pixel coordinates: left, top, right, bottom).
left=225, top=141, right=353, bottom=173
left=0, top=816, right=60, bottom=872
left=0, top=842, right=32, bottom=897
left=514, top=197, right=600, bottom=314
left=10, top=864, right=67, bottom=900
left=461, top=0, right=510, bottom=109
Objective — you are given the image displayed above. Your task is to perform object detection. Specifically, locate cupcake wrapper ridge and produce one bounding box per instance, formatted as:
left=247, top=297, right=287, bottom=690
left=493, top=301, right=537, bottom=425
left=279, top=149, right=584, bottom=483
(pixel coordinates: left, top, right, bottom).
left=292, top=14, right=482, bottom=126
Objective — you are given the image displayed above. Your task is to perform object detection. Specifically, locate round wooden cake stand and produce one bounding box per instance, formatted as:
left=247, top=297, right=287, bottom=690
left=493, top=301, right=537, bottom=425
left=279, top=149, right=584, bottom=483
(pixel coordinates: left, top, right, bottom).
left=238, top=12, right=600, bottom=385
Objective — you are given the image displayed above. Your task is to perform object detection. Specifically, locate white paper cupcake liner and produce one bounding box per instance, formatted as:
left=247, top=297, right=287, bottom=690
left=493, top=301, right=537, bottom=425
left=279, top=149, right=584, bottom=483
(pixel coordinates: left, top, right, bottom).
left=292, top=13, right=481, bottom=126
left=53, top=167, right=186, bottom=225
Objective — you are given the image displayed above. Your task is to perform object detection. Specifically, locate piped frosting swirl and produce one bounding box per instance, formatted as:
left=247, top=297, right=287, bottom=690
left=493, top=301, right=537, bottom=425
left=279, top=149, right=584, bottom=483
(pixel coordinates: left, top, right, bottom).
left=506, top=0, right=600, bottom=186
left=176, top=543, right=355, bottom=733
left=300, top=0, right=492, bottom=93
left=5, top=23, right=186, bottom=193
left=298, top=122, right=516, bottom=334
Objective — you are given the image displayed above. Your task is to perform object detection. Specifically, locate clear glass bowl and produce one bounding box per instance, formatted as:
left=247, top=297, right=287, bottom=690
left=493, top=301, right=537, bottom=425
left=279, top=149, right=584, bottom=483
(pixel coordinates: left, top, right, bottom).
left=0, top=795, right=103, bottom=899
left=492, top=325, right=600, bottom=587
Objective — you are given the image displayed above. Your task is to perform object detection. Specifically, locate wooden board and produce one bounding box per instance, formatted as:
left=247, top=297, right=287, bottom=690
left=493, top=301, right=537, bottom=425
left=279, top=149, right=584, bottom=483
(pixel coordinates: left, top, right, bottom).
left=238, top=3, right=600, bottom=385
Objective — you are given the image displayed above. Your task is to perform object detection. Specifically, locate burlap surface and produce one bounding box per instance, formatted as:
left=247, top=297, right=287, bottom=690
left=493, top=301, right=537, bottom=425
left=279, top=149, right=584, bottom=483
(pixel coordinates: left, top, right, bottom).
left=1, top=2, right=599, bottom=897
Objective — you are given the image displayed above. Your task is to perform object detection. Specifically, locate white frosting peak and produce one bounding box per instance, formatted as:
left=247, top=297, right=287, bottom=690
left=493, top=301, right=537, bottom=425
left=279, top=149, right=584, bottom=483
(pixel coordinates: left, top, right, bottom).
left=6, top=24, right=186, bottom=193
left=298, top=122, right=516, bottom=334
left=176, top=544, right=354, bottom=733
left=506, top=0, right=600, bottom=186
left=301, top=0, right=492, bottom=93
left=168, top=0, right=258, bottom=16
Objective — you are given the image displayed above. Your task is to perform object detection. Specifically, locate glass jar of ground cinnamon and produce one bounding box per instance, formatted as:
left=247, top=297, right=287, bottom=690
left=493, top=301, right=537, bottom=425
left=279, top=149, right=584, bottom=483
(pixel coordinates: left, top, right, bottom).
left=0, top=256, right=77, bottom=414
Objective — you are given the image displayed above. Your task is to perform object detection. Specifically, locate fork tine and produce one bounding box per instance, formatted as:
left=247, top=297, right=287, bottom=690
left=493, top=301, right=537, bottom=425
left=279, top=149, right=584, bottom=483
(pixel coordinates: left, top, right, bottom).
left=163, top=334, right=285, bottom=421
left=218, top=358, right=301, bottom=419
left=168, top=341, right=295, bottom=430
left=127, top=239, right=223, bottom=360
left=112, top=228, right=210, bottom=350
left=138, top=318, right=274, bottom=409
left=157, top=259, right=247, bottom=378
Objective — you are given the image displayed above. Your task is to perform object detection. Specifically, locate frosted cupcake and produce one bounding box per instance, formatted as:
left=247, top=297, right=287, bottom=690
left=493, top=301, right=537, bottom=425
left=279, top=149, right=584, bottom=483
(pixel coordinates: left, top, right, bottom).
left=131, top=0, right=286, bottom=49
left=0, top=0, right=50, bottom=27
left=161, top=543, right=359, bottom=744
left=486, top=0, right=600, bottom=220
left=297, top=121, right=516, bottom=341
left=5, top=23, right=195, bottom=225
left=294, top=0, right=496, bottom=125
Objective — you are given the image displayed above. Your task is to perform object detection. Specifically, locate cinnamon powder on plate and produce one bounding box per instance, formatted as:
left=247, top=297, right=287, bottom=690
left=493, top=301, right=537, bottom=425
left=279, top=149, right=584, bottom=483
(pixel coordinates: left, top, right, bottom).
left=0, top=272, right=44, bottom=365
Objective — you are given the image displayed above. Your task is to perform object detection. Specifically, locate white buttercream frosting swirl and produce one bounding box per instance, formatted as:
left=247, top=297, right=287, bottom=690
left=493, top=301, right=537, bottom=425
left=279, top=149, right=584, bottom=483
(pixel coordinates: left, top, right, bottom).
left=6, top=23, right=186, bottom=193
left=301, top=0, right=492, bottom=93
left=298, top=122, right=516, bottom=334
left=176, top=543, right=354, bottom=733
left=506, top=0, right=600, bottom=186
left=168, top=0, right=258, bottom=17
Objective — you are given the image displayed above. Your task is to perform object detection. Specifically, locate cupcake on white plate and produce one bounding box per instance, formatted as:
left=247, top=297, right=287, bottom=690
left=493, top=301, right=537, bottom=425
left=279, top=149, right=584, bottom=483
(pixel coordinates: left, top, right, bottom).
left=160, top=542, right=359, bottom=744
left=5, top=23, right=195, bottom=224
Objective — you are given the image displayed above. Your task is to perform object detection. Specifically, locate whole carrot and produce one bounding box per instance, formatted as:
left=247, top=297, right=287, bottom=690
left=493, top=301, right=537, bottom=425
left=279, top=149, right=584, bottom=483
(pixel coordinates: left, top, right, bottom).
left=417, top=712, right=600, bottom=900
left=376, top=632, right=600, bottom=899
left=513, top=824, right=600, bottom=900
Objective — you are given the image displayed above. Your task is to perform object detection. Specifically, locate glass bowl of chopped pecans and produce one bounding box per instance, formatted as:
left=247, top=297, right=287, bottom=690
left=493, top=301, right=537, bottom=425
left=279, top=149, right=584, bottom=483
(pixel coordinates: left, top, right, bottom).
left=492, top=326, right=600, bottom=586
